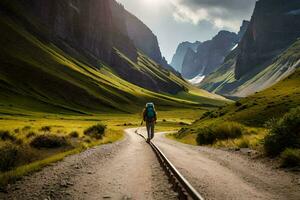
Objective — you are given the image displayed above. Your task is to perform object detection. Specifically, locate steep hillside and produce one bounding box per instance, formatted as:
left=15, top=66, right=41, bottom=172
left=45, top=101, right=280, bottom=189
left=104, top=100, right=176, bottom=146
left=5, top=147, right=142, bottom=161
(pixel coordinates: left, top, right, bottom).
left=200, top=35, right=300, bottom=97
left=0, top=0, right=184, bottom=94
left=172, top=67, right=300, bottom=147
left=125, top=11, right=174, bottom=73
left=0, top=1, right=226, bottom=116
left=199, top=49, right=237, bottom=95
left=182, top=31, right=238, bottom=79
left=236, top=0, right=300, bottom=79
left=170, top=41, right=201, bottom=72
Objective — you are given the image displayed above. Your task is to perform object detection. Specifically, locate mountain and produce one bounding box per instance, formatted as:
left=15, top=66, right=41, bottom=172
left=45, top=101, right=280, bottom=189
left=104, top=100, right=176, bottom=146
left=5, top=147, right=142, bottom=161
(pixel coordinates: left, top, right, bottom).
left=0, top=0, right=226, bottom=115
left=172, top=21, right=249, bottom=79
left=200, top=0, right=300, bottom=97
left=237, top=20, right=250, bottom=41
left=236, top=0, right=300, bottom=79
left=125, top=11, right=176, bottom=73
left=170, top=41, right=201, bottom=72
left=181, top=31, right=239, bottom=79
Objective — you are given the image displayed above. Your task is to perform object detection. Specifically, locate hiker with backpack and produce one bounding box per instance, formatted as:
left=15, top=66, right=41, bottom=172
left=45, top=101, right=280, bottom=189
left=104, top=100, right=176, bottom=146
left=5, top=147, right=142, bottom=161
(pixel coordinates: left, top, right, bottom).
left=142, top=103, right=157, bottom=142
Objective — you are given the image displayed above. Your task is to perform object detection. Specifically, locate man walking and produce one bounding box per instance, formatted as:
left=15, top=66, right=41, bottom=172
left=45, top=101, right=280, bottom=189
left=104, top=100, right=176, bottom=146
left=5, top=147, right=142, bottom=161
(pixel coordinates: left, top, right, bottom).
left=142, top=103, right=157, bottom=142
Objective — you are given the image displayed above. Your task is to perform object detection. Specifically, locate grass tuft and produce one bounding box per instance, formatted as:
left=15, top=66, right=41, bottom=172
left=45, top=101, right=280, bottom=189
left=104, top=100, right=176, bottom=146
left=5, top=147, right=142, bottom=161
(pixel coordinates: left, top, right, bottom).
left=30, top=135, right=70, bottom=149
left=26, top=132, right=36, bottom=138
left=84, top=124, right=106, bottom=140
left=0, top=130, right=16, bottom=142
left=280, top=148, right=300, bottom=167
left=0, top=144, right=19, bottom=172
left=196, top=122, right=244, bottom=145
left=39, top=126, right=51, bottom=133
left=69, top=131, right=79, bottom=138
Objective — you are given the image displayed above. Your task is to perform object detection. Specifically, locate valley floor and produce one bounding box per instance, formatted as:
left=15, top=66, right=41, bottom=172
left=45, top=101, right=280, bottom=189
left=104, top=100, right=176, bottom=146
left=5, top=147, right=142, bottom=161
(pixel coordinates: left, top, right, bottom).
left=1, top=128, right=300, bottom=200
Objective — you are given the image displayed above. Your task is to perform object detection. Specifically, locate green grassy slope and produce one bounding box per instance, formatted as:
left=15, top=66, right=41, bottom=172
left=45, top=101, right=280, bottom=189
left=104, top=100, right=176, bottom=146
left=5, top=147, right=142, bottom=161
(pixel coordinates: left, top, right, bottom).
left=172, top=68, right=300, bottom=145
left=0, top=15, right=226, bottom=116
left=200, top=39, right=300, bottom=97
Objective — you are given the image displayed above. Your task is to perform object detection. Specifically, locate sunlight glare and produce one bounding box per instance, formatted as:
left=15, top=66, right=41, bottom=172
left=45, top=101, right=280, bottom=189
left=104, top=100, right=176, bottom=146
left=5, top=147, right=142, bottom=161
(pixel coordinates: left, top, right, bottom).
left=142, top=0, right=164, bottom=6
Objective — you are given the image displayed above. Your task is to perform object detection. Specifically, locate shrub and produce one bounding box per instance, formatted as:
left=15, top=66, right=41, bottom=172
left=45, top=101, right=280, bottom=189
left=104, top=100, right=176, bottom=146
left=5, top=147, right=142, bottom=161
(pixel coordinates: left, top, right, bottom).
left=196, top=127, right=216, bottom=145
left=179, top=122, right=189, bottom=125
left=235, top=101, right=242, bottom=107
left=69, top=131, right=79, bottom=138
left=213, top=122, right=243, bottom=140
left=84, top=124, right=106, bottom=139
left=0, top=144, right=19, bottom=172
left=22, top=126, right=31, bottom=131
left=196, top=122, right=244, bottom=145
left=14, top=128, right=20, bottom=134
left=238, top=138, right=250, bottom=148
left=280, top=149, right=300, bottom=167
left=0, top=130, right=16, bottom=141
left=39, top=126, right=51, bottom=132
left=30, top=135, right=69, bottom=149
left=26, top=131, right=36, bottom=138
left=200, top=111, right=211, bottom=119
left=264, top=107, right=300, bottom=156
left=15, top=138, right=23, bottom=145
left=236, top=105, right=248, bottom=112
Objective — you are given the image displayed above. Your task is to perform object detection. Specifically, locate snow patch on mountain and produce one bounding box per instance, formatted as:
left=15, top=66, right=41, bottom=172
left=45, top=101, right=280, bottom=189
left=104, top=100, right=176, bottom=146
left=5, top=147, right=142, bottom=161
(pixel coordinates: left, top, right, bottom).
left=187, top=75, right=205, bottom=85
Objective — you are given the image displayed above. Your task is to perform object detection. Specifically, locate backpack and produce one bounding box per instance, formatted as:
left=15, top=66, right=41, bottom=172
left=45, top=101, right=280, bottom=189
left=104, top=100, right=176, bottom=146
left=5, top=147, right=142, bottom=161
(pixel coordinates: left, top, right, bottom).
left=146, top=103, right=155, bottom=119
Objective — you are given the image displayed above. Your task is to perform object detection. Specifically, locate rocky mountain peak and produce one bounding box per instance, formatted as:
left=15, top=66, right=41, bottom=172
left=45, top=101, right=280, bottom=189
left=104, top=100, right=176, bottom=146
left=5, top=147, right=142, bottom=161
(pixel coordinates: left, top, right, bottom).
left=235, top=0, right=300, bottom=79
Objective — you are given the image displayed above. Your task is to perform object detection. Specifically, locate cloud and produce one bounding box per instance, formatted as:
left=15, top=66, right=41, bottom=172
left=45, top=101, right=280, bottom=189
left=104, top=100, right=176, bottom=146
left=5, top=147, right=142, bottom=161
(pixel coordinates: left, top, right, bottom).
left=169, top=0, right=256, bottom=31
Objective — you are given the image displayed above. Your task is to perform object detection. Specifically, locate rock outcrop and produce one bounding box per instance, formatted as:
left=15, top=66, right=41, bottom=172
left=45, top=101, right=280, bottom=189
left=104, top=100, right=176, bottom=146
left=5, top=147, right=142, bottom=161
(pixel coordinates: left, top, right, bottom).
left=235, top=0, right=300, bottom=79
left=25, top=0, right=137, bottom=63
left=237, top=20, right=250, bottom=41
left=170, top=41, right=201, bottom=72
left=182, top=31, right=238, bottom=79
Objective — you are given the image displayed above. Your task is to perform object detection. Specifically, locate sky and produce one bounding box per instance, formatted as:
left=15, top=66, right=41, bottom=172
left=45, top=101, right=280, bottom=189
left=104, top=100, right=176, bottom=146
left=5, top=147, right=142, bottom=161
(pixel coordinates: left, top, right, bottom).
left=116, top=0, right=257, bottom=63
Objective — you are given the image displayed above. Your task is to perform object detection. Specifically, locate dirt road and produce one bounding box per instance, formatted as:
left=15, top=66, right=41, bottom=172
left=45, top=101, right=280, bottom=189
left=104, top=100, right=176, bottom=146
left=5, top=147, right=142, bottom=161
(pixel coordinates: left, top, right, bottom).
left=0, top=128, right=176, bottom=200
left=149, top=130, right=300, bottom=200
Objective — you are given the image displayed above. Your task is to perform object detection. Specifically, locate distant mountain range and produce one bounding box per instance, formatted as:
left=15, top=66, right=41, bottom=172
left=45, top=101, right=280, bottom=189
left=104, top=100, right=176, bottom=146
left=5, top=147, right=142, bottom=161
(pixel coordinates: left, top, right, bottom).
left=170, top=41, right=201, bottom=72
left=200, top=0, right=300, bottom=97
left=171, top=21, right=249, bottom=79
left=172, top=0, right=300, bottom=98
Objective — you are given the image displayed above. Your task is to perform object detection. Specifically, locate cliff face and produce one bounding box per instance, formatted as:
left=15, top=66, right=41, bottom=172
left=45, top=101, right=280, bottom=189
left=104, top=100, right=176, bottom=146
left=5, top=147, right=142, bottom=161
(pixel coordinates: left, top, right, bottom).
left=182, top=31, right=238, bottom=79
left=170, top=41, right=201, bottom=72
left=237, top=20, right=250, bottom=41
left=235, top=0, right=300, bottom=79
left=125, top=11, right=177, bottom=73
left=125, top=12, right=162, bottom=63
left=24, top=0, right=137, bottom=63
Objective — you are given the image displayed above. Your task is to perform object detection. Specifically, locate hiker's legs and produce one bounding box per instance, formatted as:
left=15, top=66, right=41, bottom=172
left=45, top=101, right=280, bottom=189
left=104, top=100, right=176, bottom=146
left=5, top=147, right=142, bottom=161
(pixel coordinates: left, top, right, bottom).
left=146, top=121, right=151, bottom=139
left=150, top=122, right=155, bottom=139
